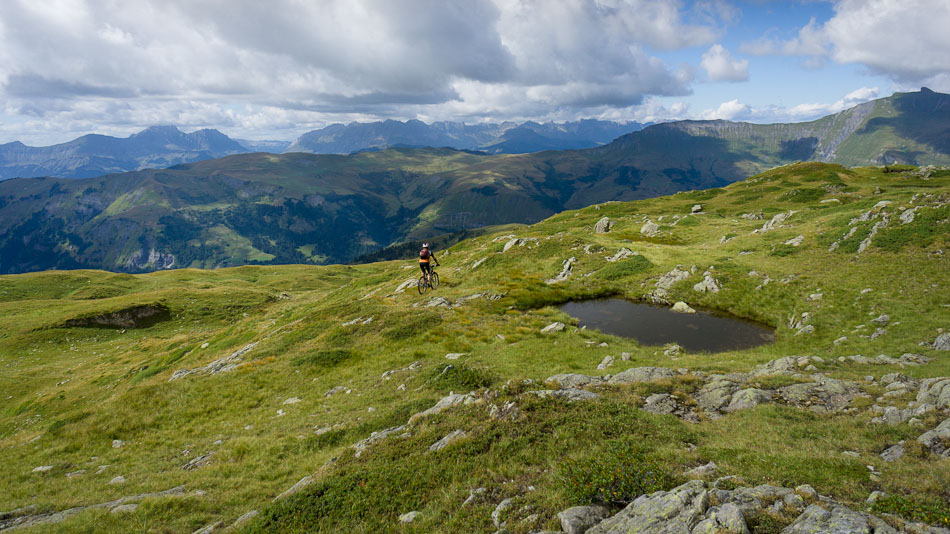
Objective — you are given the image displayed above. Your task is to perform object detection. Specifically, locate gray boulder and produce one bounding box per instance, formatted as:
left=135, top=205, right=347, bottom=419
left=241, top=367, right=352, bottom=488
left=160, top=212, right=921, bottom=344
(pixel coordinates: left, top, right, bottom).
left=725, top=389, right=772, bottom=413
left=917, top=418, right=950, bottom=457
left=541, top=321, right=566, bottom=334
left=607, top=367, right=676, bottom=385
left=777, top=379, right=859, bottom=413
left=691, top=503, right=749, bottom=534
left=880, top=443, right=905, bottom=462
left=595, top=217, right=614, bottom=233
left=643, top=393, right=679, bottom=415
left=693, top=274, right=720, bottom=293
left=781, top=504, right=898, bottom=534
left=916, top=378, right=950, bottom=409
left=428, top=430, right=467, bottom=452
left=558, top=505, right=611, bottom=534
left=641, top=220, right=661, bottom=237
left=545, top=373, right=604, bottom=389
left=935, top=333, right=950, bottom=351
left=695, top=376, right=743, bottom=413
left=408, top=392, right=477, bottom=425
left=587, top=480, right=709, bottom=534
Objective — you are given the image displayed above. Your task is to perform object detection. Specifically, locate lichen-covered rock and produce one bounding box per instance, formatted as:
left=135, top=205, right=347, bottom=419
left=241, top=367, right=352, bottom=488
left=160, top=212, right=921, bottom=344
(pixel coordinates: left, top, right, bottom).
left=558, top=505, right=611, bottom=534
left=691, top=503, right=749, bottom=534
left=916, top=377, right=950, bottom=409
left=408, top=393, right=477, bottom=425
left=587, top=480, right=709, bottom=534
left=695, top=375, right=743, bottom=413
left=672, top=301, right=696, bottom=313
left=917, top=418, right=950, bottom=457
left=428, top=430, right=467, bottom=452
left=934, top=333, right=950, bottom=351
left=777, top=379, right=860, bottom=413
left=725, top=388, right=772, bottom=413
left=643, top=393, right=679, bottom=415
left=780, top=504, right=898, bottom=534
left=693, top=274, right=720, bottom=293
left=607, top=367, right=676, bottom=385
left=641, top=220, right=661, bottom=237
left=545, top=373, right=604, bottom=389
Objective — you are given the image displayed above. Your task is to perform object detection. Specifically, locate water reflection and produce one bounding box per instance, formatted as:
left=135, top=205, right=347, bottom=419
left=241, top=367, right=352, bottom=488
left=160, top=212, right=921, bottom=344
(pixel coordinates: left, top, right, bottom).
left=558, top=298, right=774, bottom=353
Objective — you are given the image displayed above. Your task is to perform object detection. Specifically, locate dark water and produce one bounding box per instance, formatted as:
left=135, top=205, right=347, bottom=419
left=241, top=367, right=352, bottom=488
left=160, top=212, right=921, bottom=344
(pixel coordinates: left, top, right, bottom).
left=558, top=298, right=775, bottom=353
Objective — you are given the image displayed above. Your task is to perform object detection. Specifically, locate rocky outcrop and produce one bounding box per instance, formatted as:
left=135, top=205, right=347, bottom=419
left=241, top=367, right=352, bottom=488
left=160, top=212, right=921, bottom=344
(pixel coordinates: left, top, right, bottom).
left=546, top=257, right=576, bottom=284
left=170, top=342, right=258, bottom=381
left=64, top=304, right=170, bottom=329
left=594, top=217, right=614, bottom=233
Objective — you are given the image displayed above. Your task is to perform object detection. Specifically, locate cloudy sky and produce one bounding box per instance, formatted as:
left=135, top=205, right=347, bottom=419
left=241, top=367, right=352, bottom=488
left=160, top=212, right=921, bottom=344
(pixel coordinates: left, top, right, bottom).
left=1, top=0, right=948, bottom=145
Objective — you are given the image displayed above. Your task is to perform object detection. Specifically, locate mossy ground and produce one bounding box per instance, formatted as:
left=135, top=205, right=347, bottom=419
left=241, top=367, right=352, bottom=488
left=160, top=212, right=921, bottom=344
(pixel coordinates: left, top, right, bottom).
left=1, top=163, right=948, bottom=532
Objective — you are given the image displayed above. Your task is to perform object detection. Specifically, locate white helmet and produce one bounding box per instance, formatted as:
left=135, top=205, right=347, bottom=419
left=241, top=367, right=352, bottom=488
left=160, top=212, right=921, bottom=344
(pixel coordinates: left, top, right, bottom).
left=422, top=242, right=429, bottom=248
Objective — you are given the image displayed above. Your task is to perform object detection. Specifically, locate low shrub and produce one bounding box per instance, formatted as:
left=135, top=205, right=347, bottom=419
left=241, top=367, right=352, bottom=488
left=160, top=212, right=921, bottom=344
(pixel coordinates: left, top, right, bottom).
left=559, top=439, right=674, bottom=506
left=871, top=494, right=950, bottom=529
left=599, top=255, right=653, bottom=281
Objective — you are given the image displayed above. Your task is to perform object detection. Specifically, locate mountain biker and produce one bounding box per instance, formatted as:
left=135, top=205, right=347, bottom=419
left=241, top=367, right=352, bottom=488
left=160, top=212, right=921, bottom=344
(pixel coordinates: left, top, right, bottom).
left=419, top=242, right=440, bottom=284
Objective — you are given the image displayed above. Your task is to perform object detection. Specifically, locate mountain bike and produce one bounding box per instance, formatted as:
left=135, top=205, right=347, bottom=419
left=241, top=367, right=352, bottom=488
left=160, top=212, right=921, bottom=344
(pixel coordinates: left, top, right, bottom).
left=417, top=270, right=440, bottom=294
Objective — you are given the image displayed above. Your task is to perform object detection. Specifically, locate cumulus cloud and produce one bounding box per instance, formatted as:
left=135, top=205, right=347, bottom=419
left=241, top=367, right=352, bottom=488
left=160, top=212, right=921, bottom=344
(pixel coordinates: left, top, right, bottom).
left=700, top=99, right=752, bottom=120
left=700, top=45, right=749, bottom=82
left=741, top=1, right=950, bottom=88
left=695, top=86, right=880, bottom=124
left=0, top=0, right=729, bottom=143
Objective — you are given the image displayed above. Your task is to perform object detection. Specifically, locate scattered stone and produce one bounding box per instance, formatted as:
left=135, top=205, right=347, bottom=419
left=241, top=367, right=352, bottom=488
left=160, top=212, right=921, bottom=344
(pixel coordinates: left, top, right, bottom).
left=597, top=355, right=615, bottom=370
left=692, top=204, right=703, bottom=214
left=170, top=342, right=259, bottom=381
left=558, top=505, right=611, bottom=534
left=32, top=465, right=53, bottom=473
left=917, top=417, right=950, bottom=457
left=934, top=333, right=950, bottom=351
left=754, top=211, right=795, bottom=233
left=325, top=386, right=346, bottom=397
left=66, top=470, right=86, bottom=478
left=546, top=257, right=576, bottom=284
left=273, top=475, right=315, bottom=501
left=471, top=257, right=488, bottom=270
left=880, top=443, right=905, bottom=462
left=282, top=397, right=301, bottom=405
left=394, top=279, right=418, bottom=294
left=408, top=392, right=477, bottom=425
left=725, top=389, right=772, bottom=413
left=182, top=452, right=214, bottom=471
left=693, top=274, right=720, bottom=293
left=685, top=462, right=718, bottom=478
left=916, top=377, right=950, bottom=409
left=424, top=297, right=452, bottom=308
left=192, top=521, right=223, bottom=534
left=398, top=511, right=419, bottom=523
left=352, top=425, right=408, bottom=458
left=605, top=248, right=636, bottom=262
left=541, top=321, right=566, bottom=334
left=231, top=510, right=259, bottom=529
left=642, top=393, right=679, bottom=415
left=640, top=220, right=660, bottom=237
left=545, top=373, right=605, bottom=389
left=621, top=352, right=631, bottom=361
left=594, top=217, right=614, bottom=233
left=671, top=301, right=696, bottom=313
left=445, top=353, right=466, bottom=360
left=778, top=378, right=860, bottom=413
left=607, top=366, right=676, bottom=385
left=463, top=488, right=487, bottom=507
left=870, top=328, right=887, bottom=340
left=871, top=314, right=890, bottom=327
left=662, top=343, right=683, bottom=357
left=112, top=439, right=125, bottom=449
left=429, top=430, right=467, bottom=452
left=108, top=475, right=126, bottom=485
left=587, top=480, right=709, bottom=534
left=782, top=504, right=894, bottom=534
left=785, top=235, right=805, bottom=246
left=492, top=498, right=514, bottom=528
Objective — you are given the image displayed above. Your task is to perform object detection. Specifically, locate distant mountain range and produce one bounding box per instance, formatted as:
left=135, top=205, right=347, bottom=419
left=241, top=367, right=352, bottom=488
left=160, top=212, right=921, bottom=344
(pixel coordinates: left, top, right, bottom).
left=284, top=119, right=646, bottom=155
left=0, top=88, right=947, bottom=274
left=0, top=126, right=248, bottom=180
left=0, top=120, right=646, bottom=181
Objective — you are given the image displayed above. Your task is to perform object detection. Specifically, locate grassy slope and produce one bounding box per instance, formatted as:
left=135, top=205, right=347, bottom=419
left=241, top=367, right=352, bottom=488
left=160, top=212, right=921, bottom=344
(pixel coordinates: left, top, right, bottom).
left=1, top=163, right=948, bottom=533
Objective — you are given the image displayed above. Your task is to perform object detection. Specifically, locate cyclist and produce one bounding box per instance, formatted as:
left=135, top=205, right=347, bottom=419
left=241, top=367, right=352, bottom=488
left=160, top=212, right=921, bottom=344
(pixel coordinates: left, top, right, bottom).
left=419, top=242, right=440, bottom=285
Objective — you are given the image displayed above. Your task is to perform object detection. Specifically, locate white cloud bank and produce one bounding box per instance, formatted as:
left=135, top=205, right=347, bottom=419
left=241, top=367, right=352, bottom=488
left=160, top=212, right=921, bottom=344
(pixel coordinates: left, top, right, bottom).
left=699, top=86, right=880, bottom=123
left=0, top=0, right=728, bottom=144
left=741, top=0, right=950, bottom=89
left=700, top=45, right=749, bottom=82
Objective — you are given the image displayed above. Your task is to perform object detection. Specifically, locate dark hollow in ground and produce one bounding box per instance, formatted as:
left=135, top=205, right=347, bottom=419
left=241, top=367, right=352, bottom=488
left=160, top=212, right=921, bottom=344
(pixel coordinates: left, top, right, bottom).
left=559, top=298, right=775, bottom=353
left=63, top=304, right=170, bottom=329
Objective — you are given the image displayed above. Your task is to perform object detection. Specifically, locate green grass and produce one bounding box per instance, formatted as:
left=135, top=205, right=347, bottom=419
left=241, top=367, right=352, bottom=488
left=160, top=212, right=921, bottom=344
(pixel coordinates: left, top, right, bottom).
left=1, top=163, right=949, bottom=533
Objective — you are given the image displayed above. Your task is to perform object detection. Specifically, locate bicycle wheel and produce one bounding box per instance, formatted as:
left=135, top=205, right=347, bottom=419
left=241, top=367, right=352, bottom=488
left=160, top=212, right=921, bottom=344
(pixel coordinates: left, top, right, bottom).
left=417, top=274, right=428, bottom=294
left=430, top=271, right=439, bottom=289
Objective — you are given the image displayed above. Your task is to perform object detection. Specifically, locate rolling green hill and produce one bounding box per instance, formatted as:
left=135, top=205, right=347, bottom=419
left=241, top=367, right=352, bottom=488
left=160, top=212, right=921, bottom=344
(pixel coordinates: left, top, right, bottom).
left=1, top=89, right=947, bottom=275
left=1, top=163, right=948, bottom=533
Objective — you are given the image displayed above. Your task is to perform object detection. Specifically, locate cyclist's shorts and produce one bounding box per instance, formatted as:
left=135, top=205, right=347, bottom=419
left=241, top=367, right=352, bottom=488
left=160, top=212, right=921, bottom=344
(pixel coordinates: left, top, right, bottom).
left=420, top=262, right=431, bottom=274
